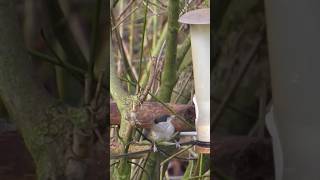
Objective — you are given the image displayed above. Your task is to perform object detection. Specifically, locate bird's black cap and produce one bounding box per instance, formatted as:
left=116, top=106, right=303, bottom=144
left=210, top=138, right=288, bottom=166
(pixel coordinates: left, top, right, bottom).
left=154, top=115, right=171, bottom=124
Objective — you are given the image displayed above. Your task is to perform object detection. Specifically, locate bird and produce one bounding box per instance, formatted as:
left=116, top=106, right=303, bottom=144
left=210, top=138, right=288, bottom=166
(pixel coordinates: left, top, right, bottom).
left=148, top=115, right=180, bottom=152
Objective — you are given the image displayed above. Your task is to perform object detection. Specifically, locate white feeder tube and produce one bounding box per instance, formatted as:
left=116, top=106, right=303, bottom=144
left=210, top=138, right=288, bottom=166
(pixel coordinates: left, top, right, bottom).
left=189, top=24, right=210, bottom=143
left=265, top=1, right=320, bottom=179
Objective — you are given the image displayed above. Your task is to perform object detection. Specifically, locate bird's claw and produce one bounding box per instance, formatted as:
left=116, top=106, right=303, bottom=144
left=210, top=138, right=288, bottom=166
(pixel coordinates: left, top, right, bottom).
left=153, top=143, right=158, bottom=152
left=175, top=141, right=181, bottom=149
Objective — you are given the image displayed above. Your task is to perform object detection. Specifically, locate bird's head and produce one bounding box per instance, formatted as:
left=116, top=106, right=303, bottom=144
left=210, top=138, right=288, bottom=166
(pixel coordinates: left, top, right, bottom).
left=154, top=115, right=175, bottom=124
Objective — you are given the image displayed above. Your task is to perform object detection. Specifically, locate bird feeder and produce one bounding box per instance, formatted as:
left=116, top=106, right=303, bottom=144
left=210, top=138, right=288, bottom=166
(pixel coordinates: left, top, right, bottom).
left=179, top=8, right=210, bottom=154
left=265, top=1, right=320, bottom=179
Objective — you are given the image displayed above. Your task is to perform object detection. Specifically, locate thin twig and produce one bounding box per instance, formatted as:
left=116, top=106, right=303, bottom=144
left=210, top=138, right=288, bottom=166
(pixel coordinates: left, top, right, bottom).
left=92, top=72, right=105, bottom=108
left=174, top=72, right=192, bottom=103
left=139, top=57, right=157, bottom=102
left=159, top=145, right=194, bottom=180
left=147, top=0, right=167, bottom=10
left=187, top=175, right=210, bottom=180
left=136, top=153, right=150, bottom=180
left=112, top=6, right=139, bottom=32
left=110, top=161, right=120, bottom=167
left=212, top=96, right=257, bottom=119
left=39, top=29, right=87, bottom=77
left=40, top=29, right=63, bottom=64
left=111, top=149, right=151, bottom=159
left=212, top=29, right=265, bottom=130
left=142, top=0, right=158, bottom=15
left=28, top=50, right=86, bottom=76
left=199, top=153, right=203, bottom=178
left=111, top=11, right=138, bottom=82
left=115, top=0, right=136, bottom=21
left=127, top=161, right=152, bottom=180
left=131, top=158, right=146, bottom=180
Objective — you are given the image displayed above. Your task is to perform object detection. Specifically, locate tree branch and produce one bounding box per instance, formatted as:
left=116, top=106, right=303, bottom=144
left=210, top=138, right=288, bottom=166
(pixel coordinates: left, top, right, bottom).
left=0, top=1, right=54, bottom=129
left=157, top=0, right=180, bottom=102
left=110, top=42, right=138, bottom=180
left=0, top=2, right=92, bottom=179
left=109, top=101, right=195, bottom=131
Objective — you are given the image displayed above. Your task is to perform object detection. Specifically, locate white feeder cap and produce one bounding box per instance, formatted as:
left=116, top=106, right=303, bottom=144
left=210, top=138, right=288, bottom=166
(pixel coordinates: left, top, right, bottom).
left=179, top=8, right=210, bottom=25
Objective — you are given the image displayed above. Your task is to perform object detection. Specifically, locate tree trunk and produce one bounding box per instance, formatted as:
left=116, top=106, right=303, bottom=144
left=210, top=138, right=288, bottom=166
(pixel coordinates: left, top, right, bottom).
left=0, top=1, right=97, bottom=179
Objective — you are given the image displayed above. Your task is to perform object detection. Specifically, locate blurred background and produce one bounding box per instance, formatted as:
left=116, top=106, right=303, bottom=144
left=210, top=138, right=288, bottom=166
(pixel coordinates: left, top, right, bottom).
left=0, top=0, right=107, bottom=179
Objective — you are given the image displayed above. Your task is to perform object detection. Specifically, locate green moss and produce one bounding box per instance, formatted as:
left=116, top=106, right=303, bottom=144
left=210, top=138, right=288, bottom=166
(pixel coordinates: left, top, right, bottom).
left=68, top=107, right=90, bottom=129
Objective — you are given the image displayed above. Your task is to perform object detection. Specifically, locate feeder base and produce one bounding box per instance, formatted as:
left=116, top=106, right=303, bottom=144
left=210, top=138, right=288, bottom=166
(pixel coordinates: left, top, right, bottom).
left=195, top=145, right=210, bottom=154
left=194, top=141, right=210, bottom=154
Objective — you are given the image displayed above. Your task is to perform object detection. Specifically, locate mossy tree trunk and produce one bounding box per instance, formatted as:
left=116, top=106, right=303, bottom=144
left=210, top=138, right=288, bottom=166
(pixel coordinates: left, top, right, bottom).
left=157, top=0, right=180, bottom=102
left=0, top=1, right=103, bottom=179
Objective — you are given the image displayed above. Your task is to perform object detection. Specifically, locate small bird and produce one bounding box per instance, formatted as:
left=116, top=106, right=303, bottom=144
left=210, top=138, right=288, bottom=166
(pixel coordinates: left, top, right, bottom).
left=148, top=115, right=179, bottom=152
